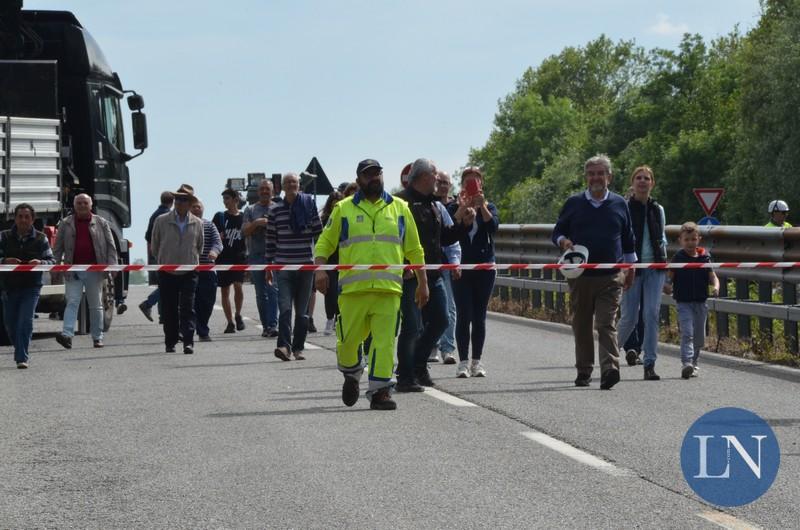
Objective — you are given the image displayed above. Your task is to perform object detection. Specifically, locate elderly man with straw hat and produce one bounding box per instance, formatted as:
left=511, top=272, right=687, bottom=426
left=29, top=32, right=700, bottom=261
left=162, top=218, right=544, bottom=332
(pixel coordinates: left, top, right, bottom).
left=150, top=184, right=205, bottom=354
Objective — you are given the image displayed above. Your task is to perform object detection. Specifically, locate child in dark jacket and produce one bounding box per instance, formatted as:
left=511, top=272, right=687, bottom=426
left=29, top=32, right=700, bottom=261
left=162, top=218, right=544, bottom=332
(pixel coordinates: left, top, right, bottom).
left=664, top=222, right=720, bottom=379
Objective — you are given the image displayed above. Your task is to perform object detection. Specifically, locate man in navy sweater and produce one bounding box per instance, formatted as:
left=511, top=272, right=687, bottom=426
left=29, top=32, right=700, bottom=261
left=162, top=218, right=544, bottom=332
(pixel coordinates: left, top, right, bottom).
left=552, top=155, right=636, bottom=390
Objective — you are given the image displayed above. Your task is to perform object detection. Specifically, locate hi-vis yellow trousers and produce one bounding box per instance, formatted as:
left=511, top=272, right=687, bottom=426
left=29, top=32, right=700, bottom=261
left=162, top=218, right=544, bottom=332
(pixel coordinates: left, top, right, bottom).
left=336, top=292, right=401, bottom=395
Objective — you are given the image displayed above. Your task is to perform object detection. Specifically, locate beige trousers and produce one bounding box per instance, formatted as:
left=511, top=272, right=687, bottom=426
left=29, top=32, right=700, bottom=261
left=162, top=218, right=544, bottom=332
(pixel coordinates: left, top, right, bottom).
left=568, top=272, right=624, bottom=377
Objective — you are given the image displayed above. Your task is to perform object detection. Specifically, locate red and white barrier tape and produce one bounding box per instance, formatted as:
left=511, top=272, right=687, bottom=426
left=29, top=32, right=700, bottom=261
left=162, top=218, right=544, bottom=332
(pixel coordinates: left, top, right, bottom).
left=0, top=262, right=799, bottom=272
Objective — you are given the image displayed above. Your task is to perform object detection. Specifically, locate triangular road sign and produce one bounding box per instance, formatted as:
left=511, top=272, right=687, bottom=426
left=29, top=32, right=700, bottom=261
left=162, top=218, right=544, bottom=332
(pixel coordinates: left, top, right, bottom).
left=693, top=188, right=724, bottom=216
left=301, top=157, right=334, bottom=196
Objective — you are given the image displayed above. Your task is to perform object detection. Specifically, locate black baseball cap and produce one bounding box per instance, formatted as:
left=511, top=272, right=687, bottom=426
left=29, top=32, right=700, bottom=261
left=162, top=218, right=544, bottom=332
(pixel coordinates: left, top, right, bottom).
left=356, top=159, right=382, bottom=175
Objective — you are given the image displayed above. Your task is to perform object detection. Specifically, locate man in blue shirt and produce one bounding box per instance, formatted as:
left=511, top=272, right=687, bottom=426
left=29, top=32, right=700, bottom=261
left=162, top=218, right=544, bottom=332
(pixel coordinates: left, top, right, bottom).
left=552, top=155, right=636, bottom=390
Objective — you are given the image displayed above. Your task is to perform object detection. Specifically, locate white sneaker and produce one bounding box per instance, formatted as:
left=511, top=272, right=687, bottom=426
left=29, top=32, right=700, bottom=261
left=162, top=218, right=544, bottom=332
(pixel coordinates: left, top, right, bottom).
left=324, top=318, right=335, bottom=336
left=456, top=360, right=470, bottom=378
left=442, top=351, right=457, bottom=365
left=692, top=365, right=700, bottom=377
left=470, top=359, right=486, bottom=377
left=428, top=349, right=442, bottom=362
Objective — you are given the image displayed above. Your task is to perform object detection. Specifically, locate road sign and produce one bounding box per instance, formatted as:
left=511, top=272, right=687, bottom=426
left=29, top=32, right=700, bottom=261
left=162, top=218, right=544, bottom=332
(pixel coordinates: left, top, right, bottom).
left=693, top=188, right=724, bottom=216
left=698, top=216, right=721, bottom=226
left=301, top=157, right=334, bottom=196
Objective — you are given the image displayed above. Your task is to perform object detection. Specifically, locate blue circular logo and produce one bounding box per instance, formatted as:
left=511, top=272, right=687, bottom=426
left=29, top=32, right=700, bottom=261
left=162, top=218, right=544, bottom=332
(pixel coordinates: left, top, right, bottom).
left=681, top=407, right=780, bottom=507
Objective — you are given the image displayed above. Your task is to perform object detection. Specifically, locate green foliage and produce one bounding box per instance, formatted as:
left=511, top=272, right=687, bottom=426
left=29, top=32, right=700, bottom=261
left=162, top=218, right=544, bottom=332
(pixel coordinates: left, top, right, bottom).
left=726, top=0, right=800, bottom=224
left=473, top=2, right=800, bottom=227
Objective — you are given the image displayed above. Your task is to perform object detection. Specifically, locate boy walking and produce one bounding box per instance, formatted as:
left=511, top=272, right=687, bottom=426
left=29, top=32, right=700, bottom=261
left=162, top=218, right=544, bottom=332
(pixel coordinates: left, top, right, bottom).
left=664, top=222, right=720, bottom=379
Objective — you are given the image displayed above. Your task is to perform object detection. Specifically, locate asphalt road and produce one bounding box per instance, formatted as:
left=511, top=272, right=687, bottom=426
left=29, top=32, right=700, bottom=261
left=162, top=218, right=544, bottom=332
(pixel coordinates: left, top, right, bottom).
left=1, top=285, right=798, bottom=529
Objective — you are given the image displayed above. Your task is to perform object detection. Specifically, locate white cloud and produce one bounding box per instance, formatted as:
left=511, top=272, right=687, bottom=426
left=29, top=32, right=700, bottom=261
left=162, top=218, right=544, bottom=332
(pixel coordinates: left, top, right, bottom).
left=648, top=13, right=690, bottom=36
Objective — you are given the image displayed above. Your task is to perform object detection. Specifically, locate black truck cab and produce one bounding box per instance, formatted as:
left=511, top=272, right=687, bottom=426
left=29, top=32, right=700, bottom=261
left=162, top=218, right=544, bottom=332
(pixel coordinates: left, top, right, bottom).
left=0, top=3, right=148, bottom=340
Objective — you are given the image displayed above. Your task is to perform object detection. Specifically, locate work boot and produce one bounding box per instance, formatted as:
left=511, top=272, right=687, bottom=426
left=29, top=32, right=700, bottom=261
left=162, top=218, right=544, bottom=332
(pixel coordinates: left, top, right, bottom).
left=55, top=334, right=72, bottom=349
left=138, top=301, right=153, bottom=322
left=342, top=376, right=359, bottom=407
left=625, top=349, right=639, bottom=367
left=370, top=388, right=397, bottom=410
left=414, top=368, right=435, bottom=387
left=643, top=365, right=661, bottom=381
left=600, top=369, right=620, bottom=390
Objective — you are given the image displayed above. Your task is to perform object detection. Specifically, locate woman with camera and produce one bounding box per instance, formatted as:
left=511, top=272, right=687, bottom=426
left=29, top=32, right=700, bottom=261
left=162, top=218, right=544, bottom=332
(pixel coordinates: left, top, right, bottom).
left=448, top=167, right=499, bottom=379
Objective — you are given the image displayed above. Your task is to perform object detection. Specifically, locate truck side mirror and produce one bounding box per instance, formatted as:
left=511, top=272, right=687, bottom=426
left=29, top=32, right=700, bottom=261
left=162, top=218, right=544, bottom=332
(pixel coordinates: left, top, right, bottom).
left=132, top=112, right=148, bottom=150
left=127, top=94, right=145, bottom=111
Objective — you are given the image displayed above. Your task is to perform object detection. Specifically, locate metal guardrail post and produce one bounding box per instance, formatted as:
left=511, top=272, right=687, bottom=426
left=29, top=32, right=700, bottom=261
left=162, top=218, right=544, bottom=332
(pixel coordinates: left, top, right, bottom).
left=532, top=269, right=542, bottom=309
left=511, top=268, right=521, bottom=304
left=735, top=279, right=751, bottom=338
left=784, top=282, right=798, bottom=354
left=543, top=269, right=554, bottom=310
left=758, top=281, right=773, bottom=340
left=718, top=279, right=729, bottom=338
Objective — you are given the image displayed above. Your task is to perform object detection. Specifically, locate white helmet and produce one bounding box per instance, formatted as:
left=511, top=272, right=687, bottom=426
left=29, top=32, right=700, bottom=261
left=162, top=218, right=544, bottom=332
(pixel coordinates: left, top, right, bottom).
left=557, top=245, right=589, bottom=279
left=768, top=200, right=790, bottom=213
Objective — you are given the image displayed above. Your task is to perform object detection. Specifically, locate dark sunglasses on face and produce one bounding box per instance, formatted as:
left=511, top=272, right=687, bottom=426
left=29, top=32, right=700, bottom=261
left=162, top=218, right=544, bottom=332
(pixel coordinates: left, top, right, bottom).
left=363, top=168, right=382, bottom=178
left=175, top=196, right=190, bottom=203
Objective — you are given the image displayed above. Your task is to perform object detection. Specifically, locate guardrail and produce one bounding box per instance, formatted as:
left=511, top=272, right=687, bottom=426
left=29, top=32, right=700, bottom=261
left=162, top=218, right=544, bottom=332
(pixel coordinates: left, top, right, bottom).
left=493, top=224, right=800, bottom=354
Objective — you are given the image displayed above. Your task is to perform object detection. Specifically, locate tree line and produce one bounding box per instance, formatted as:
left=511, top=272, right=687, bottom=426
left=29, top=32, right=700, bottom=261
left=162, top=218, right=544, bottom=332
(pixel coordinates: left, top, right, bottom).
left=470, top=0, right=800, bottom=227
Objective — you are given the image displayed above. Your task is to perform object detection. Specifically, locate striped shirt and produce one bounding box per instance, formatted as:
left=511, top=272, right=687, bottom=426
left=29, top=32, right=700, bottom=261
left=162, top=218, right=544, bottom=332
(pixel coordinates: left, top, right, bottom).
left=200, top=219, right=223, bottom=264
left=265, top=198, right=323, bottom=264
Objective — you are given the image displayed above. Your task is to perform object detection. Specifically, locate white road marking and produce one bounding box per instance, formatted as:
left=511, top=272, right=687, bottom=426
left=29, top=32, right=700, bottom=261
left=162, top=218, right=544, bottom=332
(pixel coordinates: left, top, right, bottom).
left=520, top=431, right=632, bottom=477
left=696, top=511, right=762, bottom=530
left=423, top=388, right=477, bottom=407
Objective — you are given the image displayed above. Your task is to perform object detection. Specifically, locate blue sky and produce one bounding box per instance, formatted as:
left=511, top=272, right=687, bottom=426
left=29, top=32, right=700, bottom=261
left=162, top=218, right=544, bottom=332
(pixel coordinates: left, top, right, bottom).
left=27, top=0, right=762, bottom=261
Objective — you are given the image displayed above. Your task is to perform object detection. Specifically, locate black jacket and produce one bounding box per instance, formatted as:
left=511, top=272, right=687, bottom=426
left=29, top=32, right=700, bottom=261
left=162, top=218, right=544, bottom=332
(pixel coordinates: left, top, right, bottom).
left=628, top=197, right=666, bottom=263
left=396, top=186, right=465, bottom=280
left=0, top=226, right=56, bottom=289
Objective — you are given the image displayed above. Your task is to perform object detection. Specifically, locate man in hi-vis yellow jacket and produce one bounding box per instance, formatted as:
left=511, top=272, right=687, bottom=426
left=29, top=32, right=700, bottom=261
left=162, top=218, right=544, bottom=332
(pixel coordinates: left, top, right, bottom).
left=315, top=159, right=428, bottom=411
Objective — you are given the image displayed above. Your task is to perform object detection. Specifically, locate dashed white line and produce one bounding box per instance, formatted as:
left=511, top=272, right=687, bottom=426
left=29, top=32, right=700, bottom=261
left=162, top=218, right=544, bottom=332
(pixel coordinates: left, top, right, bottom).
left=422, top=387, right=631, bottom=477
left=520, top=431, right=632, bottom=477
left=423, top=387, right=477, bottom=407
left=696, top=511, right=762, bottom=530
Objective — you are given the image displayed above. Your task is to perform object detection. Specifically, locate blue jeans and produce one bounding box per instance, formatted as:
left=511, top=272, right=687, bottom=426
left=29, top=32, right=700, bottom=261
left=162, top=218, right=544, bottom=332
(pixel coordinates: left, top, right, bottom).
left=62, top=271, right=104, bottom=340
left=249, top=255, right=278, bottom=331
left=617, top=269, right=665, bottom=367
left=2, top=286, right=41, bottom=363
left=145, top=288, right=160, bottom=308
left=677, top=301, right=707, bottom=366
left=194, top=271, right=217, bottom=338
left=143, top=287, right=162, bottom=323
left=452, top=270, right=496, bottom=361
left=275, top=270, right=313, bottom=352
left=396, top=275, right=448, bottom=383
left=437, top=270, right=456, bottom=354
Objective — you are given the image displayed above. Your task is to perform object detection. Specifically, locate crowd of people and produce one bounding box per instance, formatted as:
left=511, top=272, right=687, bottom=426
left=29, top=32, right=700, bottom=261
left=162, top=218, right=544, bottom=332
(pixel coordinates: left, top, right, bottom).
left=0, top=155, right=792, bottom=413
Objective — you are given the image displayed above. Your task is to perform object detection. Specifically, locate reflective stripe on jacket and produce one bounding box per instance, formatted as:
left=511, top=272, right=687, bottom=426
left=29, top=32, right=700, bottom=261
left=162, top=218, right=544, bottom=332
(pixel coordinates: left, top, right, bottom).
left=315, top=191, right=424, bottom=295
